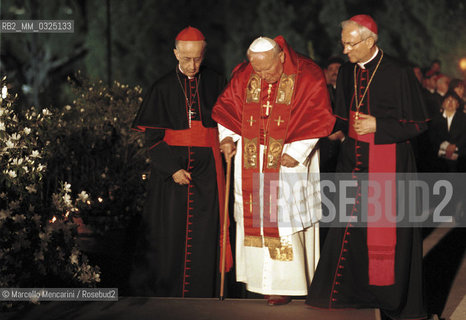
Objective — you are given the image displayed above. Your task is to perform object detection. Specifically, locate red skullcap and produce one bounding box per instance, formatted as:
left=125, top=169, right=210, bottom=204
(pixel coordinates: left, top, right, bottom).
left=349, top=14, right=378, bottom=35
left=175, top=26, right=205, bottom=41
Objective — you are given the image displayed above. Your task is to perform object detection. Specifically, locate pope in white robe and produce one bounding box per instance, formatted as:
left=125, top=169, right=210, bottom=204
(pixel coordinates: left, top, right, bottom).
left=212, top=36, right=335, bottom=303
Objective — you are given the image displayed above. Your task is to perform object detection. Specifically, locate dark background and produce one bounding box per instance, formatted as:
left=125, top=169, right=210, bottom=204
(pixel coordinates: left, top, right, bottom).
left=1, top=0, right=465, bottom=109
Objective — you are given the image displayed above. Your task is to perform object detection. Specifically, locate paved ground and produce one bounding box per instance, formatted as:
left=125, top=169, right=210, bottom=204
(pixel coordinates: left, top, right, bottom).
left=423, top=226, right=466, bottom=320
left=4, top=298, right=379, bottom=320
left=2, top=226, right=464, bottom=320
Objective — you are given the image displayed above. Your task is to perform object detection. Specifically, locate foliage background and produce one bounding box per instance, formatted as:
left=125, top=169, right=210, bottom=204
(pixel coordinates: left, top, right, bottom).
left=0, top=79, right=101, bottom=309
left=0, top=0, right=465, bottom=109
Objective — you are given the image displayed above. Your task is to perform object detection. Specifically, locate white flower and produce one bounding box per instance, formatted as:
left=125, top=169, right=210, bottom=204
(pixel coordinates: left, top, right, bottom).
left=7, top=170, right=17, bottom=178
left=12, top=214, right=25, bottom=223
left=23, top=127, right=31, bottom=135
left=0, top=209, right=9, bottom=220
left=26, top=185, right=37, bottom=193
left=10, top=133, right=21, bottom=140
left=63, top=193, right=72, bottom=206
left=78, top=191, right=89, bottom=202
left=1, top=85, right=7, bottom=99
left=42, top=108, right=52, bottom=116
left=9, top=200, right=20, bottom=210
left=11, top=158, right=23, bottom=166
left=37, top=164, right=46, bottom=172
left=5, top=139, right=15, bottom=149
left=63, top=182, right=72, bottom=193
left=65, top=105, right=72, bottom=111
left=70, top=252, right=79, bottom=265
left=0, top=121, right=5, bottom=131
left=30, top=150, right=40, bottom=158
left=22, top=166, right=29, bottom=173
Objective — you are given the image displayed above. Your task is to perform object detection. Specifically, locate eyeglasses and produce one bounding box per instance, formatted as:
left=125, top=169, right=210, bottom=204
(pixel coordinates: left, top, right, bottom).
left=341, top=38, right=366, bottom=50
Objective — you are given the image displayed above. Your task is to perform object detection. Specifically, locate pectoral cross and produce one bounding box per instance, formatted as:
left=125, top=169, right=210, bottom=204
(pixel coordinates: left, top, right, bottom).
left=248, top=115, right=256, bottom=127
left=262, top=101, right=272, bottom=116
left=188, top=107, right=197, bottom=119
left=244, top=194, right=253, bottom=213
left=274, top=116, right=284, bottom=127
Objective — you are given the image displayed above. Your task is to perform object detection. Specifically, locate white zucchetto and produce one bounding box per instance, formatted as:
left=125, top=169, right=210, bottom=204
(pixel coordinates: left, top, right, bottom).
left=248, top=37, right=276, bottom=53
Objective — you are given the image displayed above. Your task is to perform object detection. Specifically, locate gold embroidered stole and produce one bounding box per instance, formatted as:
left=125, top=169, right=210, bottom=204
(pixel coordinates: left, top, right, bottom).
left=241, top=72, right=296, bottom=261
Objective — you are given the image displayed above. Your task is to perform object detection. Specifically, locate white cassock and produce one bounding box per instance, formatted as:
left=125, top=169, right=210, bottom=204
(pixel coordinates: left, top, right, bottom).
left=219, top=124, right=322, bottom=296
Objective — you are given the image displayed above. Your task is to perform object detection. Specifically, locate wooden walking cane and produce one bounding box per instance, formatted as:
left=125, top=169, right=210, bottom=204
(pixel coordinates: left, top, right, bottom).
left=219, top=156, right=232, bottom=301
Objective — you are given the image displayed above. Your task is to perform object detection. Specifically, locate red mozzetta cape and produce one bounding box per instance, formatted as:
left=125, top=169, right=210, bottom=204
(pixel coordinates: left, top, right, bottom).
left=212, top=36, right=335, bottom=143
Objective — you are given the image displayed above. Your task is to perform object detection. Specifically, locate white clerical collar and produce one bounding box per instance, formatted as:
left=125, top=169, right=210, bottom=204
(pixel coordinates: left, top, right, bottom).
left=178, top=64, right=194, bottom=79
left=443, top=110, right=456, bottom=131
left=442, top=110, right=455, bottom=118
left=358, top=47, right=379, bottom=70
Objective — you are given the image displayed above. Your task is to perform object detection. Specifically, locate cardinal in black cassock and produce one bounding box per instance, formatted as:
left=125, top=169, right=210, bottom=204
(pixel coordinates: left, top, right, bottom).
left=306, top=15, right=429, bottom=320
left=130, top=26, right=232, bottom=297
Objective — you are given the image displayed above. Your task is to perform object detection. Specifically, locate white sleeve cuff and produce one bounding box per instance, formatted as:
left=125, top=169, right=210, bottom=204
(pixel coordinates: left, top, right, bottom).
left=282, top=138, right=319, bottom=164
left=218, top=124, right=241, bottom=142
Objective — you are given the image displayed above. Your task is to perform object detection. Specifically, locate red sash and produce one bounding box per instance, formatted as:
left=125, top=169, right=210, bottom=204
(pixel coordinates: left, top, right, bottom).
left=349, top=111, right=396, bottom=286
left=164, top=121, right=233, bottom=272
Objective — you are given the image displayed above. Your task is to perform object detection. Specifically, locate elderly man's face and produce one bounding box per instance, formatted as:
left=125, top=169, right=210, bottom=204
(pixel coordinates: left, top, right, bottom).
left=341, top=24, right=373, bottom=64
left=423, top=77, right=436, bottom=90
left=437, top=76, right=450, bottom=94
left=249, top=50, right=284, bottom=84
left=174, top=41, right=205, bottom=78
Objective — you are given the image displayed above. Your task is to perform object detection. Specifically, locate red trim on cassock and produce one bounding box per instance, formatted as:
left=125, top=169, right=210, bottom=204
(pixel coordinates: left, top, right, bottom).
left=335, top=114, right=348, bottom=121
left=149, top=141, right=164, bottom=149
left=329, top=185, right=359, bottom=307
left=182, top=147, right=194, bottom=297
left=349, top=111, right=396, bottom=286
left=163, top=121, right=233, bottom=273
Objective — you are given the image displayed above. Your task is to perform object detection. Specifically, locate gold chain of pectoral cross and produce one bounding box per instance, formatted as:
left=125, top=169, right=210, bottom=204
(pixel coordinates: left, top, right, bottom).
left=353, top=50, right=383, bottom=120
left=262, top=84, right=273, bottom=116
left=176, top=67, right=201, bottom=128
